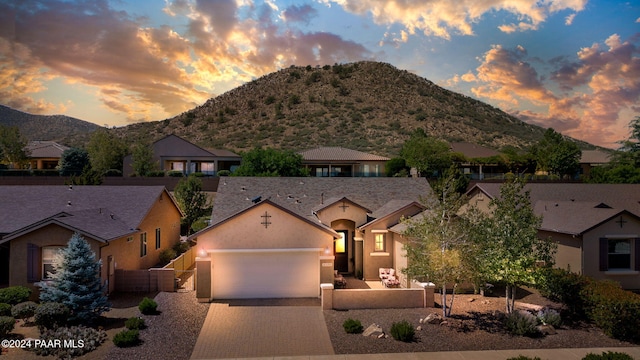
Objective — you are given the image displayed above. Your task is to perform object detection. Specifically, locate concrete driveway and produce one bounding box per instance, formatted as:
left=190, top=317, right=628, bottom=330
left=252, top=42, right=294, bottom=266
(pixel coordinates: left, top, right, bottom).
left=190, top=299, right=334, bottom=359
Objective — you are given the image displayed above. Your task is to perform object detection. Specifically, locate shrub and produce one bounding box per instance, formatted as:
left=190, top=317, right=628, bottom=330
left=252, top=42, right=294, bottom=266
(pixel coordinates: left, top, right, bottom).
left=146, top=170, right=165, bottom=177
left=35, top=302, right=70, bottom=330
left=159, top=248, right=177, bottom=265
left=582, top=351, right=634, bottom=360
left=138, top=297, right=158, bottom=315
left=342, top=318, right=363, bottom=334
left=113, top=329, right=140, bottom=347
left=0, top=303, right=11, bottom=316
left=504, top=311, right=540, bottom=337
left=168, top=171, right=184, bottom=177
left=104, top=169, right=122, bottom=177
left=0, top=286, right=32, bottom=305
left=217, top=170, right=231, bottom=176
left=390, top=320, right=415, bottom=342
left=125, top=317, right=146, bottom=330
left=0, top=316, right=15, bottom=336
left=33, top=326, right=107, bottom=358
left=173, top=241, right=191, bottom=255
left=537, top=307, right=561, bottom=327
left=536, top=267, right=588, bottom=318
left=11, top=301, right=37, bottom=323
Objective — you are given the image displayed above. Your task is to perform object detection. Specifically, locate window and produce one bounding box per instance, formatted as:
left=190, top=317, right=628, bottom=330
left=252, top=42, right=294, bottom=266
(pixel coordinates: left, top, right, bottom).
left=127, top=236, right=133, bottom=242
left=140, top=233, right=147, bottom=257
left=600, top=237, right=640, bottom=271
left=170, top=162, right=184, bottom=172
left=335, top=231, right=346, bottom=253
left=155, top=228, right=161, bottom=250
left=374, top=233, right=385, bottom=252
left=201, top=162, right=215, bottom=175
left=42, top=246, right=63, bottom=280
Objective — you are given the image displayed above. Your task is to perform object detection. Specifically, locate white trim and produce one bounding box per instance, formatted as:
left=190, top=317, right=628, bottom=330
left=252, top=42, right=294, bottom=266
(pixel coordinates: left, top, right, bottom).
left=319, top=255, right=335, bottom=260
left=354, top=237, right=363, bottom=242
left=371, top=230, right=389, bottom=233
left=207, top=248, right=323, bottom=254
left=605, top=270, right=640, bottom=275
left=370, top=252, right=390, bottom=257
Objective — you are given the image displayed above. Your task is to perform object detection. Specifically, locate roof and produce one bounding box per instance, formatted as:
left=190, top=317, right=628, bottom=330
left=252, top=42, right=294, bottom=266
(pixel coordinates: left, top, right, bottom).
left=468, top=183, right=640, bottom=217
left=0, top=186, right=179, bottom=242
left=312, top=196, right=371, bottom=214
left=25, top=141, right=69, bottom=158
left=360, top=200, right=425, bottom=229
left=299, top=147, right=390, bottom=162
left=211, top=177, right=433, bottom=225
left=580, top=150, right=612, bottom=164
left=153, top=135, right=240, bottom=159
left=535, top=201, right=626, bottom=235
left=449, top=142, right=500, bottom=159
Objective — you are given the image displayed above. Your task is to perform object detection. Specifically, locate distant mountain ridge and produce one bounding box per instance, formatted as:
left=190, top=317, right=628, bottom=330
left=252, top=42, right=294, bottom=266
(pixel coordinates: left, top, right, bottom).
left=0, top=105, right=99, bottom=145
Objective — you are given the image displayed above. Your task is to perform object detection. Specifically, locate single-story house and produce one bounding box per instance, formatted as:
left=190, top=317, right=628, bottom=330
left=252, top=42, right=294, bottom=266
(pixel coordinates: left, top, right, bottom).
left=0, top=186, right=183, bottom=294
left=466, top=183, right=640, bottom=290
left=449, top=142, right=502, bottom=180
left=189, top=177, right=432, bottom=300
left=579, top=149, right=612, bottom=179
left=299, top=147, right=389, bottom=177
left=122, top=134, right=241, bottom=176
left=25, top=141, right=69, bottom=170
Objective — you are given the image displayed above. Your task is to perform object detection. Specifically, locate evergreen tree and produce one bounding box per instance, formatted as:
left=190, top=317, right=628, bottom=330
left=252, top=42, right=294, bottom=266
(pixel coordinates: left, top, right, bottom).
left=38, top=233, right=110, bottom=323
left=130, top=138, right=158, bottom=177
left=174, top=175, right=211, bottom=234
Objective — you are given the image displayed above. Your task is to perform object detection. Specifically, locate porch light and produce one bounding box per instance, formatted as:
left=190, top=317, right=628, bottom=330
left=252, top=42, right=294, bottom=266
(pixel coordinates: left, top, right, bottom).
left=324, top=246, right=331, bottom=254
left=198, top=248, right=207, bottom=257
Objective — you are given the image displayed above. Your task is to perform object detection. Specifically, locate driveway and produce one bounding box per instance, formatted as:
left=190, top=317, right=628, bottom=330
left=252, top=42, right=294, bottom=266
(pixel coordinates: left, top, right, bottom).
left=190, top=299, right=334, bottom=359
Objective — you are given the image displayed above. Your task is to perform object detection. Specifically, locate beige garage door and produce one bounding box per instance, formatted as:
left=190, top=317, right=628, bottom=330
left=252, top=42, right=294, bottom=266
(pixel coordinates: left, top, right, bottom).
left=211, top=250, right=320, bottom=299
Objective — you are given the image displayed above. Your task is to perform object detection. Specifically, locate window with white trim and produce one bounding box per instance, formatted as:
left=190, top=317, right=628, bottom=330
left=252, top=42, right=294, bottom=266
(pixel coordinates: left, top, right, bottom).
left=42, top=246, right=63, bottom=280
left=374, top=233, right=385, bottom=252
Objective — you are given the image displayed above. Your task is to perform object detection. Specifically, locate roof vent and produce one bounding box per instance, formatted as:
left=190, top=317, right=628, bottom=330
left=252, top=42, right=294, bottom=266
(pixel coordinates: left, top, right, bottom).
left=67, top=201, right=71, bottom=206
left=68, top=185, right=73, bottom=190
left=251, top=196, right=262, bottom=204
left=110, top=214, right=115, bottom=220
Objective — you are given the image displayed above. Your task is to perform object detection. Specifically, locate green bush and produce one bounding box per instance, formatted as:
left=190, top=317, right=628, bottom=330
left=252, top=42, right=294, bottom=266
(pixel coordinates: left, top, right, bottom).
left=35, top=302, right=70, bottom=330
left=11, top=301, right=37, bottom=323
left=138, top=297, right=158, bottom=315
left=113, top=329, right=140, bottom=347
left=536, top=267, right=588, bottom=318
left=0, top=316, right=15, bottom=336
left=159, top=248, right=177, bottom=265
left=580, top=280, right=640, bottom=343
left=0, top=303, right=11, bottom=316
left=173, top=241, right=191, bottom=255
left=504, top=311, right=540, bottom=337
left=390, top=320, right=415, bottom=342
left=342, top=318, right=363, bottom=334
left=217, top=170, right=231, bottom=176
left=34, top=326, right=107, bottom=358
left=125, top=317, right=146, bottom=330
left=104, top=169, right=122, bottom=177
left=537, top=307, right=561, bottom=327
left=146, top=170, right=165, bottom=177
left=582, top=351, right=634, bottom=360
left=0, top=286, right=32, bottom=305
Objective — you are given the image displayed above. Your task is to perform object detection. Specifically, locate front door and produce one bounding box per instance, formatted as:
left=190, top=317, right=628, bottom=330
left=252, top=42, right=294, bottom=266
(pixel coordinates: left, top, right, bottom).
left=335, top=230, right=349, bottom=273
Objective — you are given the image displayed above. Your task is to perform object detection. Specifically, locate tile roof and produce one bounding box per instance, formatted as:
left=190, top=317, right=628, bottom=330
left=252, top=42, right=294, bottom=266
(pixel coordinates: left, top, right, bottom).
left=580, top=150, right=612, bottom=164
left=25, top=141, right=69, bottom=158
left=212, top=177, right=432, bottom=224
left=299, top=147, right=390, bottom=161
left=0, top=186, right=174, bottom=241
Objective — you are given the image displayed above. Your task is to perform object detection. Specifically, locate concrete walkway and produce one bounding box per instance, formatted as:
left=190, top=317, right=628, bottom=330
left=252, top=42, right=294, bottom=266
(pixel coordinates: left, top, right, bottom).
left=190, top=302, right=334, bottom=359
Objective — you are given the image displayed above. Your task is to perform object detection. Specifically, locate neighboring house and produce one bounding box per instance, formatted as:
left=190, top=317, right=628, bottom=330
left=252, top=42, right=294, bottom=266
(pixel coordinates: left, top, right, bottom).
left=190, top=177, right=431, bottom=300
left=25, top=141, right=69, bottom=170
left=0, top=186, right=183, bottom=294
left=466, top=183, right=640, bottom=290
left=299, top=147, right=389, bottom=177
left=449, top=142, right=502, bottom=180
left=579, top=149, right=612, bottom=179
left=122, top=134, right=241, bottom=176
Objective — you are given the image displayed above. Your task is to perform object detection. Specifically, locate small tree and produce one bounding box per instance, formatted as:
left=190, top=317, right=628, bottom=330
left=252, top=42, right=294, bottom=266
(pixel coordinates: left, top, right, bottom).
left=400, top=129, right=451, bottom=177
left=232, top=147, right=308, bottom=176
left=87, top=128, right=127, bottom=175
left=58, top=148, right=90, bottom=176
left=130, top=138, right=158, bottom=177
left=174, top=174, right=211, bottom=234
left=470, top=178, right=556, bottom=313
left=38, top=233, right=111, bottom=323
left=0, top=125, right=29, bottom=168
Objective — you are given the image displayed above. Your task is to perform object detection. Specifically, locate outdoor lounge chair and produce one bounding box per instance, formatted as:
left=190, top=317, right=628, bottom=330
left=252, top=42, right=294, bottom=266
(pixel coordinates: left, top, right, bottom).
left=334, top=270, right=347, bottom=289
left=378, top=268, right=400, bottom=288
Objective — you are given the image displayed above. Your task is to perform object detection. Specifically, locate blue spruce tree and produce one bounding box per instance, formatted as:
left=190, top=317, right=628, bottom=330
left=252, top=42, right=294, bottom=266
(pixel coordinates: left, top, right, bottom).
left=38, top=233, right=111, bottom=323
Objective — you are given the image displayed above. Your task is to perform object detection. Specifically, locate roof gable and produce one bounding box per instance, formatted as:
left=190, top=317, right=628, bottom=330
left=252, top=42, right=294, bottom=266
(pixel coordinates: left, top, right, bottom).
left=360, top=200, right=425, bottom=229
left=313, top=196, right=371, bottom=214
left=154, top=134, right=217, bottom=158
left=536, top=201, right=640, bottom=235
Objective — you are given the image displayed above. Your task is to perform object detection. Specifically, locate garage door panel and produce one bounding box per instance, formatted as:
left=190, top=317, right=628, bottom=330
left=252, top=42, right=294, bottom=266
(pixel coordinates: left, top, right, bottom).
left=212, top=251, right=320, bottom=299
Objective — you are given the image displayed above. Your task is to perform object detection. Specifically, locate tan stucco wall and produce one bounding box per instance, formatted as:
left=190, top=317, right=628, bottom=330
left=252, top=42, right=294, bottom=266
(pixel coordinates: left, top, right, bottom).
left=539, top=230, right=583, bottom=274
left=582, top=215, right=640, bottom=289
left=465, top=189, right=492, bottom=213
left=316, top=201, right=368, bottom=227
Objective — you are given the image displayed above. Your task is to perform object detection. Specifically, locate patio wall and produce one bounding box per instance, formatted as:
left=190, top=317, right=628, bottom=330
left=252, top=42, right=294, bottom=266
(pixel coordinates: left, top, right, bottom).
left=114, top=268, right=175, bottom=292
left=321, top=284, right=434, bottom=310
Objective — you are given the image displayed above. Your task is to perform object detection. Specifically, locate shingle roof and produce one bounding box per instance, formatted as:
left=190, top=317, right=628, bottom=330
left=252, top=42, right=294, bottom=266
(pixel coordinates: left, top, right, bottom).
left=299, top=147, right=390, bottom=161
left=535, top=201, right=624, bottom=235
left=0, top=186, right=174, bottom=241
left=449, top=142, right=500, bottom=159
left=154, top=135, right=239, bottom=158
left=580, top=150, right=612, bottom=164
left=25, top=141, right=69, bottom=158
left=212, top=177, right=432, bottom=224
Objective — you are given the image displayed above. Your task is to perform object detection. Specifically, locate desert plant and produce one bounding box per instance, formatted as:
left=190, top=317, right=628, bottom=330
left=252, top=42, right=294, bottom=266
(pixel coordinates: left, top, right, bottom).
left=33, top=326, right=107, bottom=358
left=504, top=310, right=540, bottom=337
left=34, top=302, right=70, bottom=330
left=0, top=286, right=31, bottom=305
left=125, top=317, right=146, bottom=330
left=342, top=318, right=363, bottom=334
left=0, top=303, right=11, bottom=316
left=113, top=329, right=140, bottom=347
left=390, top=320, right=415, bottom=342
left=11, top=301, right=37, bottom=324
left=159, top=248, right=177, bottom=266
left=138, top=297, right=158, bottom=315
left=582, top=352, right=634, bottom=360
left=537, top=307, right=561, bottom=327
left=0, top=316, right=15, bottom=336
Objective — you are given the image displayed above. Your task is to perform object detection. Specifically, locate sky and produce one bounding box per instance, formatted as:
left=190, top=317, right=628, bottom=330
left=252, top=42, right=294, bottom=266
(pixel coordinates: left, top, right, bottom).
left=0, top=0, right=639, bottom=148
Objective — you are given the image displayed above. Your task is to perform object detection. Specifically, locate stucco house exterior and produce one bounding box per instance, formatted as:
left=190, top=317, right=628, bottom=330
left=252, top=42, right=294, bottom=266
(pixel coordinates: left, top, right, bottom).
left=190, top=177, right=431, bottom=301
left=466, top=183, right=640, bottom=290
left=25, top=141, right=69, bottom=170
left=0, top=186, right=183, bottom=294
left=122, top=134, right=241, bottom=176
left=299, top=147, right=389, bottom=177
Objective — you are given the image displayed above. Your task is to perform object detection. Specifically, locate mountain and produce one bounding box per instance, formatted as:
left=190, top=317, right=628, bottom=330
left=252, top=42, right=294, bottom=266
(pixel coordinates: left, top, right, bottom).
left=0, top=105, right=99, bottom=146
left=114, top=61, right=565, bottom=156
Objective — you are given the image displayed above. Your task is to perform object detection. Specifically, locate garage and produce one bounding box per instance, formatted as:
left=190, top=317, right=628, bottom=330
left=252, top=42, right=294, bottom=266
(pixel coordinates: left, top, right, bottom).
left=210, top=249, right=321, bottom=299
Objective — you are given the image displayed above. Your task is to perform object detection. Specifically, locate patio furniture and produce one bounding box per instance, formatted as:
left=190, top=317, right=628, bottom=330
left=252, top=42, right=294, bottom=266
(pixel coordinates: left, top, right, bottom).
left=379, top=268, right=400, bottom=288
left=334, top=270, right=347, bottom=289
